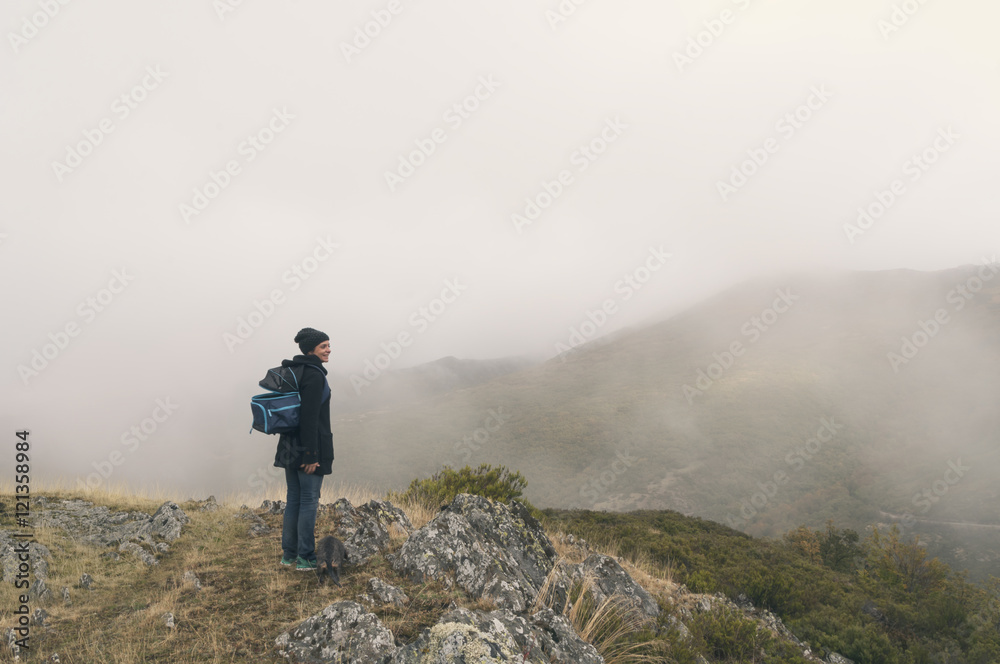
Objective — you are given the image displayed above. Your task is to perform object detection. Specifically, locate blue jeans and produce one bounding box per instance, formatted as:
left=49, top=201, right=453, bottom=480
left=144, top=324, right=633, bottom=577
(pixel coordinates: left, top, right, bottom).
left=281, top=468, right=324, bottom=562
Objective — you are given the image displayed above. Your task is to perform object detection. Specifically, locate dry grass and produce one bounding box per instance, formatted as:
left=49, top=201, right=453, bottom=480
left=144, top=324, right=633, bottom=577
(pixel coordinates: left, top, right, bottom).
left=533, top=568, right=665, bottom=664
left=0, top=481, right=483, bottom=663
left=1, top=484, right=682, bottom=663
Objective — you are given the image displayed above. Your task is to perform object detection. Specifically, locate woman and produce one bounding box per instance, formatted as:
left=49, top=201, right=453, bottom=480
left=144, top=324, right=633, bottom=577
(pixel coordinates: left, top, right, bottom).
left=274, top=327, right=333, bottom=570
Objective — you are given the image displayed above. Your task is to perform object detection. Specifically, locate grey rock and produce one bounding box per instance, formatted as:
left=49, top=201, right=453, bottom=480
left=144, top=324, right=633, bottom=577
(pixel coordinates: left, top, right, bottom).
left=260, top=500, right=286, bottom=515
left=274, top=601, right=396, bottom=664
left=198, top=495, right=220, bottom=512
left=547, top=553, right=660, bottom=619
left=5, top=628, right=22, bottom=659
left=666, top=614, right=691, bottom=640
left=388, top=607, right=604, bottom=664
left=32, top=500, right=188, bottom=552
left=366, top=577, right=408, bottom=606
left=50, top=654, right=60, bottom=663
left=183, top=570, right=202, bottom=590
left=28, top=579, right=52, bottom=604
left=31, top=608, right=48, bottom=627
left=332, top=498, right=413, bottom=566
left=238, top=509, right=272, bottom=537
left=79, top=573, right=93, bottom=589
left=828, top=653, right=855, bottom=664
left=119, top=541, right=157, bottom=566
left=0, top=533, right=50, bottom=585
left=391, top=494, right=556, bottom=612
left=61, top=586, right=71, bottom=605
left=163, top=612, right=175, bottom=629
left=149, top=502, right=189, bottom=541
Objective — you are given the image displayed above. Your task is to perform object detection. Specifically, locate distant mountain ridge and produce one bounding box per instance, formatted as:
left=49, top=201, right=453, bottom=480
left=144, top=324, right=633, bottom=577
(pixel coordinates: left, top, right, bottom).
left=327, top=354, right=536, bottom=413
left=330, top=265, right=1000, bottom=579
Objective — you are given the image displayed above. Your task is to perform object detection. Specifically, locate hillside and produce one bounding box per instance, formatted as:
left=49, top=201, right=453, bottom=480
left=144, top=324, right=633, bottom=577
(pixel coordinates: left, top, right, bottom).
left=327, top=355, right=537, bottom=414
left=2, top=483, right=998, bottom=664
left=324, top=265, right=1000, bottom=579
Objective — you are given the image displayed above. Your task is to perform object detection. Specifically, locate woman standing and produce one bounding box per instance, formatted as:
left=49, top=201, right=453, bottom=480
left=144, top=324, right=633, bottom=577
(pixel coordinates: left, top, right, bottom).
left=274, top=327, right=333, bottom=570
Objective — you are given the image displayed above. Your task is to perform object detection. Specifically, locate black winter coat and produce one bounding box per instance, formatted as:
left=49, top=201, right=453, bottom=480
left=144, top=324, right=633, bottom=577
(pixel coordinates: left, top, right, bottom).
left=273, top=354, right=334, bottom=475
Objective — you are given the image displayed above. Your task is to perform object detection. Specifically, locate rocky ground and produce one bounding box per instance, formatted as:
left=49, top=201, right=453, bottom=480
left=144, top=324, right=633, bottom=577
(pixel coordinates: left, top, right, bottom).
left=1, top=493, right=856, bottom=663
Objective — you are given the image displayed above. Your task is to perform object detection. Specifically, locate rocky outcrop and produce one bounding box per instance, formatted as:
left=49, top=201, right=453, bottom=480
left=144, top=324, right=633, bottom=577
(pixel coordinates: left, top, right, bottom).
left=31, top=499, right=189, bottom=564
left=274, top=601, right=397, bottom=664
left=665, top=588, right=826, bottom=663
left=329, top=498, right=413, bottom=566
left=0, top=532, right=50, bottom=585
left=363, top=577, right=408, bottom=607
left=236, top=508, right=271, bottom=537
left=260, top=500, right=286, bottom=515
left=391, top=494, right=556, bottom=612
left=543, top=553, right=660, bottom=619
left=389, top=607, right=604, bottom=664
left=275, top=601, right=604, bottom=664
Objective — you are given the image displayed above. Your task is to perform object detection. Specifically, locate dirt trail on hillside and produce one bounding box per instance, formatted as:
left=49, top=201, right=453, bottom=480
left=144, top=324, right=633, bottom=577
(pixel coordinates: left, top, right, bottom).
left=878, top=511, right=1000, bottom=531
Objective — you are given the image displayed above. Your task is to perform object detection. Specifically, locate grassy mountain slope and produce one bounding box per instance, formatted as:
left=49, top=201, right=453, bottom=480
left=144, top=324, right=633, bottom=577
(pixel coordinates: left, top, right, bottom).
left=3, top=483, right=998, bottom=664
left=331, top=266, right=1000, bottom=579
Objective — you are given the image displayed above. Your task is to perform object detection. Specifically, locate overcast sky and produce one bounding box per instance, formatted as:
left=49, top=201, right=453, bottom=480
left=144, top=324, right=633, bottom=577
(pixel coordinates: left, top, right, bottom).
left=3, top=0, right=998, bottom=492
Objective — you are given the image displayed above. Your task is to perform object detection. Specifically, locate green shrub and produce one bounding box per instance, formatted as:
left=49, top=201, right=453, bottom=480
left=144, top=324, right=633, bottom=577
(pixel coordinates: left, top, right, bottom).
left=392, top=463, right=529, bottom=509
left=688, top=605, right=771, bottom=662
left=685, top=569, right=717, bottom=595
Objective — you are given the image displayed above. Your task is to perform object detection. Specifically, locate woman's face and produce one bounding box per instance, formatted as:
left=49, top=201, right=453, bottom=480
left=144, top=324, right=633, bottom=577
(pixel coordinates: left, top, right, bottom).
left=310, top=341, right=331, bottom=362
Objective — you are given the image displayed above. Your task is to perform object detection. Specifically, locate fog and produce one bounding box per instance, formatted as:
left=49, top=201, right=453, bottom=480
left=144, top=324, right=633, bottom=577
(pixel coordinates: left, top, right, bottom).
left=2, top=0, right=999, bottom=502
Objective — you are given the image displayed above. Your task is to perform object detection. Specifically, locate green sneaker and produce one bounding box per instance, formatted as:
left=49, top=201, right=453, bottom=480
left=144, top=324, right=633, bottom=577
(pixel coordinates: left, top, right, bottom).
left=296, top=557, right=317, bottom=571
left=280, top=556, right=296, bottom=567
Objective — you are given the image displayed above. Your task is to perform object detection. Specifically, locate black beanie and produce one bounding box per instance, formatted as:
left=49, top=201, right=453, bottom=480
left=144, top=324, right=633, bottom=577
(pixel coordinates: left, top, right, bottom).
left=294, top=327, right=329, bottom=354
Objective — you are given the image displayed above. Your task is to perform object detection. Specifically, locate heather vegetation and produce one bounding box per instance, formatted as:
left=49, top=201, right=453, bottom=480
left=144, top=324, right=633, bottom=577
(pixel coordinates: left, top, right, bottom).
left=543, top=508, right=1000, bottom=664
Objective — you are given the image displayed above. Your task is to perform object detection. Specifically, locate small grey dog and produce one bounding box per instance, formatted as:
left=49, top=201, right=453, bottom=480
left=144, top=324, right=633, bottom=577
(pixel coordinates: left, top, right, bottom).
left=315, top=535, right=349, bottom=586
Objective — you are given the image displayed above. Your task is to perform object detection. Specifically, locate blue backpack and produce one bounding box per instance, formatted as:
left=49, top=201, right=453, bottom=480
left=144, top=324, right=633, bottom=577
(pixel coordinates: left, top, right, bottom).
left=250, top=364, right=330, bottom=435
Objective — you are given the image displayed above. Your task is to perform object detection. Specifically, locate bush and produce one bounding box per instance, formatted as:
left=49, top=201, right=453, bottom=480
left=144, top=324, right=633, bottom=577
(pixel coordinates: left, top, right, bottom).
left=688, top=605, right=771, bottom=662
left=393, top=463, right=529, bottom=509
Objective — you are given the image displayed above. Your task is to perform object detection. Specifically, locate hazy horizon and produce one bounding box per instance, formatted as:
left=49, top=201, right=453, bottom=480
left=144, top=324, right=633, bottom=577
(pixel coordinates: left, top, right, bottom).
left=3, top=1, right=999, bottom=502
